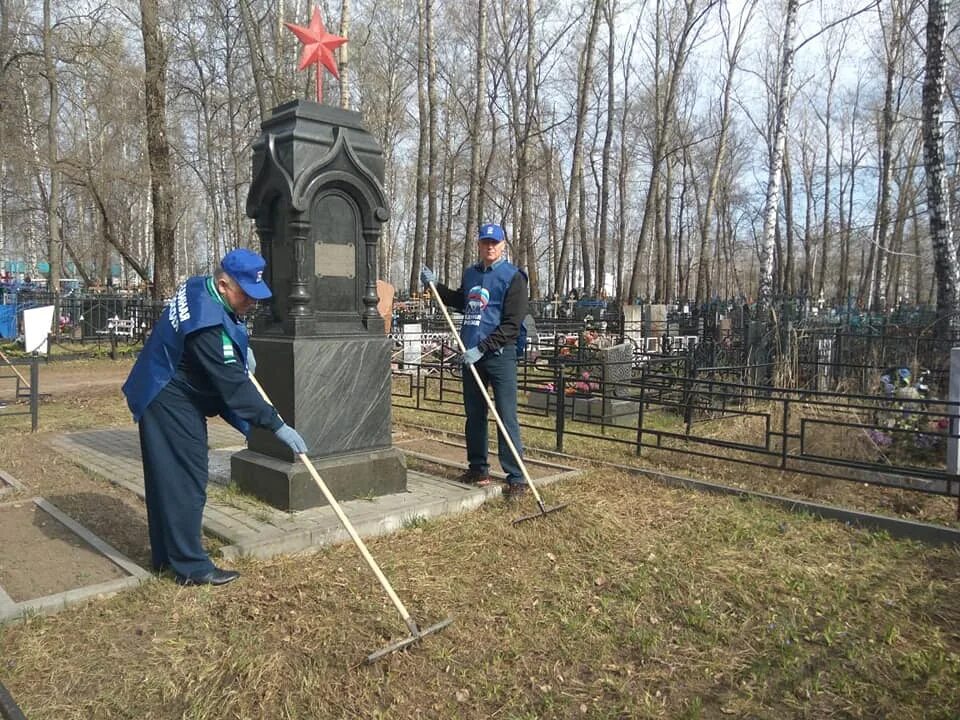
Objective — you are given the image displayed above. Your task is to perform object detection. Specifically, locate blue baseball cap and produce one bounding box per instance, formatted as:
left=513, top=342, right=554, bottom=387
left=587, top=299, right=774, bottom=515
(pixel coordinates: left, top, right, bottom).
left=478, top=223, right=505, bottom=243
left=221, top=248, right=272, bottom=300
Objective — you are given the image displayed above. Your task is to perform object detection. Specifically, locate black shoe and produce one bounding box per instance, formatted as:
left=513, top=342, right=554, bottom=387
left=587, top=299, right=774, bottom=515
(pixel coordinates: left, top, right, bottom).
left=456, top=469, right=494, bottom=487
left=175, top=568, right=240, bottom=586
left=504, top=483, right=529, bottom=501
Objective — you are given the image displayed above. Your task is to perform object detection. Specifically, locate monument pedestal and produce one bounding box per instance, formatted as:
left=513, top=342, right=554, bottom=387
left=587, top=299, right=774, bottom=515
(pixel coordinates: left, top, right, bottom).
left=232, top=334, right=407, bottom=511
left=231, top=446, right=406, bottom=512
left=237, top=99, right=402, bottom=512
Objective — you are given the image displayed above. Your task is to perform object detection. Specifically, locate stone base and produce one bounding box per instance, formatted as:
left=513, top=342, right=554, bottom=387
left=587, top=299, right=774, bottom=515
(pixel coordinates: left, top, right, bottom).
left=527, top=391, right=638, bottom=428
left=231, top=446, right=408, bottom=512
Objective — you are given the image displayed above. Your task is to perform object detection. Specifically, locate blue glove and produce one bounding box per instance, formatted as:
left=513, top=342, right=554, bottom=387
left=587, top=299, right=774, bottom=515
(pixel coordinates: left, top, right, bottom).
left=246, top=346, right=256, bottom=375
left=420, top=266, right=437, bottom=287
left=462, top=346, right=482, bottom=365
left=274, top=423, right=307, bottom=454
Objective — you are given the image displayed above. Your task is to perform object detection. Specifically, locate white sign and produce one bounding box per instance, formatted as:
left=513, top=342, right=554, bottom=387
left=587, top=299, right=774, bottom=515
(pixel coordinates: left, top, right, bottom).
left=23, top=305, right=55, bottom=355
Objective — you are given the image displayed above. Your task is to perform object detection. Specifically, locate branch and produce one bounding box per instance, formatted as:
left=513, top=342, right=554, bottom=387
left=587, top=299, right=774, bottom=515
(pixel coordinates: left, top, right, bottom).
left=795, top=0, right=880, bottom=54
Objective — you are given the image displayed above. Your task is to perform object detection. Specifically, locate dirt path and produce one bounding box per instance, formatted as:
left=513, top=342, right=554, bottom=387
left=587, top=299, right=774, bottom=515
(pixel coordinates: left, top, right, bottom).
left=35, top=358, right=134, bottom=394
left=0, top=358, right=133, bottom=400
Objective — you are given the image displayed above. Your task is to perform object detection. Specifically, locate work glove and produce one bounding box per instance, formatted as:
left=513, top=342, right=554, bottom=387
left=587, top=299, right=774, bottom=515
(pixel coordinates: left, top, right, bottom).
left=462, top=346, right=482, bottom=365
left=246, top=346, right=256, bottom=375
left=274, top=423, right=308, bottom=454
left=420, top=266, right=437, bottom=287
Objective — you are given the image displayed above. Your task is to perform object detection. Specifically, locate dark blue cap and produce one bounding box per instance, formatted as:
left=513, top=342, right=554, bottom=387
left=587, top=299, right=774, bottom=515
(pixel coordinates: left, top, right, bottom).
left=478, top=223, right=505, bottom=243
left=221, top=248, right=272, bottom=300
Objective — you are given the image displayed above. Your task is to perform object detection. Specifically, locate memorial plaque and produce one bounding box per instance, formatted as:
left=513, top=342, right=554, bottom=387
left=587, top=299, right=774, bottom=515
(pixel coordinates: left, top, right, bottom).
left=315, top=242, right=355, bottom=278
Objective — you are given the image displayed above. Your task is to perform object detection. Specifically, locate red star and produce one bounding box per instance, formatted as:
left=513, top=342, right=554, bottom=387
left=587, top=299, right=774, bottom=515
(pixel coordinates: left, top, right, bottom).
left=285, top=7, right=347, bottom=80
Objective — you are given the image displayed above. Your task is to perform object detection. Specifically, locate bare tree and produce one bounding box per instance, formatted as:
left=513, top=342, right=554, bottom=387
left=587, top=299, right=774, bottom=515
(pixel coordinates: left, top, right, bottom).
left=922, top=0, right=957, bottom=336
left=757, top=0, right=799, bottom=306
left=868, top=0, right=917, bottom=311
left=409, top=0, right=429, bottom=291
left=463, top=0, right=488, bottom=271
left=140, top=0, right=176, bottom=298
left=694, top=0, right=755, bottom=302
left=554, top=0, right=602, bottom=294
left=627, top=0, right=718, bottom=302
left=41, top=0, right=62, bottom=291
left=596, top=0, right=618, bottom=297
left=814, top=6, right=848, bottom=298
left=339, top=0, right=350, bottom=108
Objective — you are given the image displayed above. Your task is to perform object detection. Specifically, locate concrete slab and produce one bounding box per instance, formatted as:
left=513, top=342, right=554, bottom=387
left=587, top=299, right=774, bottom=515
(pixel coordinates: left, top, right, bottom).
left=48, top=426, right=580, bottom=562
left=0, top=469, right=26, bottom=499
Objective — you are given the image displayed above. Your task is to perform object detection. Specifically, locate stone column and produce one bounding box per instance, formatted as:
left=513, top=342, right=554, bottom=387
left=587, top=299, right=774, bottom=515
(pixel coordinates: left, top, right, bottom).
left=232, top=99, right=406, bottom=511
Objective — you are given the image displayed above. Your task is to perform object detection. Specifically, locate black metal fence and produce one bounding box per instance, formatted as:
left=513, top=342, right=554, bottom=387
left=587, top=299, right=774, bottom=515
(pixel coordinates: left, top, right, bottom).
left=392, top=355, right=960, bottom=509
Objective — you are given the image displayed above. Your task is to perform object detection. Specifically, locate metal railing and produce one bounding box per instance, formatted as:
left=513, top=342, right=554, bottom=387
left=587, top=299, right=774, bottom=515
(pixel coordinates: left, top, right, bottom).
left=392, top=357, right=960, bottom=509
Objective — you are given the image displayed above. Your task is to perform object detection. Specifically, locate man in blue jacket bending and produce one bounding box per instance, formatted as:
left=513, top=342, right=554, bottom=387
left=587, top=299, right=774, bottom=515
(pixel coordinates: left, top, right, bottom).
left=123, top=249, right=307, bottom=586
left=421, top=223, right=529, bottom=500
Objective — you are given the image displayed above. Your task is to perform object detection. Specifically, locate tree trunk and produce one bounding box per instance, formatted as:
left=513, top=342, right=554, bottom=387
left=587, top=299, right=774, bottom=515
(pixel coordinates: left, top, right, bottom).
left=922, top=0, right=958, bottom=338
left=339, top=0, right=350, bottom=109
left=140, top=0, right=177, bottom=299
left=42, top=0, right=61, bottom=292
left=520, top=0, right=539, bottom=297
left=463, top=0, right=487, bottom=272
left=597, top=0, right=617, bottom=297
left=409, top=0, right=428, bottom=291
left=424, top=0, right=439, bottom=270
left=758, top=0, right=798, bottom=307
left=694, top=0, right=754, bottom=303
left=554, top=0, right=602, bottom=292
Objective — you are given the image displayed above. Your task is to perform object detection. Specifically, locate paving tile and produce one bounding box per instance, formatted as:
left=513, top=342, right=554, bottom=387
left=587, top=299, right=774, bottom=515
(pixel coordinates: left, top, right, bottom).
left=48, top=427, right=579, bottom=562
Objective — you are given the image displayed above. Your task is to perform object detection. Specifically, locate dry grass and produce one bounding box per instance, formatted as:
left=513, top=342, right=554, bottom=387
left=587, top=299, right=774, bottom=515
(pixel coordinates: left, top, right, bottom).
left=1, top=361, right=959, bottom=719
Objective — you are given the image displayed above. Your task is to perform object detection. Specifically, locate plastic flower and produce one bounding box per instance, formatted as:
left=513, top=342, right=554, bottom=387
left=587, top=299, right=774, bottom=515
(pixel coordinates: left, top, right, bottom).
left=867, top=429, right=893, bottom=448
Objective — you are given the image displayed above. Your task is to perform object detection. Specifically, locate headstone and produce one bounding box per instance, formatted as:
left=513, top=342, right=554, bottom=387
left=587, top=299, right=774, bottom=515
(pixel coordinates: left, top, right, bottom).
left=376, top=280, right=394, bottom=335
left=622, top=305, right=642, bottom=350
left=402, top=323, right=422, bottom=365
left=232, top=99, right=406, bottom=511
left=599, top=342, right=633, bottom=398
left=522, top=313, right=538, bottom=359
left=643, top=304, right=668, bottom=341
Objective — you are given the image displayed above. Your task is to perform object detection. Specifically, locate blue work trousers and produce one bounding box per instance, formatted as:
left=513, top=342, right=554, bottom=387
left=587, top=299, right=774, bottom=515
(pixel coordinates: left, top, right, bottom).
left=138, top=389, right=216, bottom=579
left=462, top=345, right=525, bottom=484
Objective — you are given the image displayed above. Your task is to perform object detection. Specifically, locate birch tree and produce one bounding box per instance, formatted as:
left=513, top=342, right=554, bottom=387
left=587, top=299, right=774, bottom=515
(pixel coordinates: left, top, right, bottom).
left=694, top=0, right=755, bottom=302
left=921, top=0, right=958, bottom=336
left=757, top=0, right=798, bottom=306
left=627, top=0, right=718, bottom=302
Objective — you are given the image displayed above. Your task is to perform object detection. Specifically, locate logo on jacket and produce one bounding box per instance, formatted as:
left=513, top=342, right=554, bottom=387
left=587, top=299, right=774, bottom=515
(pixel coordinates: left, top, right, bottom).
left=467, top=286, right=489, bottom=311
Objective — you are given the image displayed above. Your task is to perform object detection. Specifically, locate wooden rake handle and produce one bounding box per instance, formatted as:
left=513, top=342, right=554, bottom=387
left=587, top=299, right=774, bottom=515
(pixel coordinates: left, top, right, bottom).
left=426, top=281, right=547, bottom=508
left=247, top=373, right=420, bottom=636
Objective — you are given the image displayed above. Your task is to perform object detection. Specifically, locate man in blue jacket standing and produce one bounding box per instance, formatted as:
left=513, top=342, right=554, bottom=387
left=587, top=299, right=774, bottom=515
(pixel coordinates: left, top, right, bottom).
left=421, top=223, right=529, bottom=499
left=123, top=249, right=307, bottom=586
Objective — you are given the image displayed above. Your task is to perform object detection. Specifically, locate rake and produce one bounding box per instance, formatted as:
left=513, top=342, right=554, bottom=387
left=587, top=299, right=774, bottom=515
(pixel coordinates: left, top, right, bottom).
left=426, top=279, right=568, bottom=524
left=249, top=374, right=453, bottom=664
